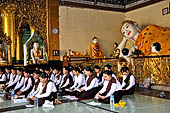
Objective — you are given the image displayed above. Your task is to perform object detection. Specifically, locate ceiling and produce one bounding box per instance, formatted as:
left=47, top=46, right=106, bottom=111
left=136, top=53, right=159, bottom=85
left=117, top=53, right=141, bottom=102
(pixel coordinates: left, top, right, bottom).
left=60, top=0, right=164, bottom=12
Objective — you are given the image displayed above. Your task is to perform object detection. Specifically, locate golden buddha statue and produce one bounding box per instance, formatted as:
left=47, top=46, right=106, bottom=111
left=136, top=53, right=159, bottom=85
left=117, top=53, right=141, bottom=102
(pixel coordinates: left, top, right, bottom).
left=0, top=42, right=5, bottom=61
left=30, top=42, right=42, bottom=64
left=111, top=42, right=120, bottom=58
left=90, top=37, right=104, bottom=58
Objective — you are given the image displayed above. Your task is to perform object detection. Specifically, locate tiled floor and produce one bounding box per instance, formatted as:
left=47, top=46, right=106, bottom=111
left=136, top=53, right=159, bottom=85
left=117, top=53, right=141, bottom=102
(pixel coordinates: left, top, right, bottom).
left=1, top=94, right=170, bottom=113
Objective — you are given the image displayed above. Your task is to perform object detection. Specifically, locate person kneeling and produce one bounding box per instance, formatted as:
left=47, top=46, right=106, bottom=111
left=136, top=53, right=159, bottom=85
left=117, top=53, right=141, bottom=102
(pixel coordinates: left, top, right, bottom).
left=29, top=73, right=61, bottom=106
left=121, top=66, right=136, bottom=95
left=95, top=70, right=122, bottom=104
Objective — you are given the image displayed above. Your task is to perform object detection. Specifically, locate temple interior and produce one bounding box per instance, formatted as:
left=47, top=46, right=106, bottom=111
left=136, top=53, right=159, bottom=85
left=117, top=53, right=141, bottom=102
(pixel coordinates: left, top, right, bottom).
left=0, top=0, right=170, bottom=113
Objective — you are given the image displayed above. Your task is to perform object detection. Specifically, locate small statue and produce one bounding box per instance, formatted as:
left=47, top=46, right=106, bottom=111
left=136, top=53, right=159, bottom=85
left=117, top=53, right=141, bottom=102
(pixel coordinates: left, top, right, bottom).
left=31, top=41, right=42, bottom=64
left=90, top=37, right=104, bottom=58
left=110, top=42, right=120, bottom=58
left=0, top=41, right=5, bottom=61
left=67, top=49, right=88, bottom=57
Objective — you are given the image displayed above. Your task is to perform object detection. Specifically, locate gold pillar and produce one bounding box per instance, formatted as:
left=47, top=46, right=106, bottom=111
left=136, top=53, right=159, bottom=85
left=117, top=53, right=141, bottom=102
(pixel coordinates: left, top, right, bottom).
left=2, top=4, right=16, bottom=59
left=47, top=0, right=60, bottom=61
left=8, top=45, right=12, bottom=65
left=16, top=32, right=22, bottom=61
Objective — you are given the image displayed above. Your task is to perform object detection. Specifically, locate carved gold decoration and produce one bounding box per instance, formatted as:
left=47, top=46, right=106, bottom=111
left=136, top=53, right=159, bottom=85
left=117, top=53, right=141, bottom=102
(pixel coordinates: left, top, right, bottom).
left=0, top=0, right=47, bottom=64
left=0, top=31, right=12, bottom=45
left=0, top=0, right=47, bottom=43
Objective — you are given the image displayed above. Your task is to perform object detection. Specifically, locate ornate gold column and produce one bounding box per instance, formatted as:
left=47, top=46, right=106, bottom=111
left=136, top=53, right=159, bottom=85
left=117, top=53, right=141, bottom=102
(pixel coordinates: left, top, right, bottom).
left=16, top=32, right=22, bottom=61
left=47, top=0, right=60, bottom=62
left=8, top=45, right=12, bottom=65
left=2, top=4, right=16, bottom=60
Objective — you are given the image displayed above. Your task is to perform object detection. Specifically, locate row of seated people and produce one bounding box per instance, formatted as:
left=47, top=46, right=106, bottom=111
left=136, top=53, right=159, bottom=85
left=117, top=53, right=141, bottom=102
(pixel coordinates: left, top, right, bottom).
left=0, top=64, right=135, bottom=105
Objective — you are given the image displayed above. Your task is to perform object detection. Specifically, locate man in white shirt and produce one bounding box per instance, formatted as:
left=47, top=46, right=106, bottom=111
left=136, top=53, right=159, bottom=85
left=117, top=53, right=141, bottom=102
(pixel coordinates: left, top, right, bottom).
left=121, top=66, right=136, bottom=95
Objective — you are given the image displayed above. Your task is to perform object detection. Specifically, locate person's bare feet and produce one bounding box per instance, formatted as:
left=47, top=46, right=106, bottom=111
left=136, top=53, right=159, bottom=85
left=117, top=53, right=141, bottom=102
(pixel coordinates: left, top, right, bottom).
left=54, top=99, right=62, bottom=104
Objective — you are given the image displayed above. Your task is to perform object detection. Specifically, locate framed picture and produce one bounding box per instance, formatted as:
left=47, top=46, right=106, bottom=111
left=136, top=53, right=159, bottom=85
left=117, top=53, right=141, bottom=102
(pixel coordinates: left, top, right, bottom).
left=53, top=50, right=60, bottom=56
left=162, top=7, right=169, bottom=15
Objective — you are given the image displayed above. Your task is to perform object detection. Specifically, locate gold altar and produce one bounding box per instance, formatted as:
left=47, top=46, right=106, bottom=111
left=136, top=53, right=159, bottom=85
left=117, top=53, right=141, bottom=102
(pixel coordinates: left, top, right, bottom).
left=0, top=0, right=60, bottom=66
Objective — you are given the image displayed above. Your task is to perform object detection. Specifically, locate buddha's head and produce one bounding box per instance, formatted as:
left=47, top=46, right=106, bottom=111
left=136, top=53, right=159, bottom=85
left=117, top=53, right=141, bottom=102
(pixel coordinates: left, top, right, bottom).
left=33, top=41, right=40, bottom=49
left=92, top=37, right=98, bottom=44
left=151, top=42, right=161, bottom=53
left=121, top=20, right=139, bottom=39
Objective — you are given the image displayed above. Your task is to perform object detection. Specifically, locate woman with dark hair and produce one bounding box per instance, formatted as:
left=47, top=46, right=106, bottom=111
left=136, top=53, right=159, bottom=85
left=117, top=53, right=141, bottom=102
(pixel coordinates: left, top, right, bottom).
left=94, top=65, right=104, bottom=89
left=13, top=68, right=25, bottom=93
left=66, top=67, right=85, bottom=95
left=77, top=66, right=99, bottom=99
left=59, top=66, right=73, bottom=94
left=78, top=66, right=84, bottom=74
left=95, top=70, right=122, bottom=104
left=0, top=68, right=7, bottom=84
left=27, top=70, right=41, bottom=98
left=16, top=70, right=35, bottom=97
left=121, top=66, right=135, bottom=95
left=29, top=72, right=61, bottom=106
left=5, top=68, right=19, bottom=92
left=53, top=67, right=62, bottom=89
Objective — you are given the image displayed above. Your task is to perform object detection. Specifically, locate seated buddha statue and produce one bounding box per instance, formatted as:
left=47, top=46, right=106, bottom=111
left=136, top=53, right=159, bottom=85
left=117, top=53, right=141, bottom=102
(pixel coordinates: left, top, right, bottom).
left=0, top=42, right=5, bottom=61
left=120, top=20, right=170, bottom=56
left=30, top=42, right=42, bottom=64
left=110, top=42, right=120, bottom=58
left=90, top=37, right=104, bottom=58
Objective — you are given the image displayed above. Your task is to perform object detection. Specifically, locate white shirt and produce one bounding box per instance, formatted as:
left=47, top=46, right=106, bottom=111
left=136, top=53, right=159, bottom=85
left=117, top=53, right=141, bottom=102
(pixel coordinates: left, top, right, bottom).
left=54, top=74, right=62, bottom=86
left=6, top=73, right=10, bottom=81
left=81, top=76, right=98, bottom=91
left=70, top=71, right=75, bottom=82
left=99, top=79, right=122, bottom=98
left=70, top=74, right=85, bottom=89
left=0, top=74, right=6, bottom=81
left=14, top=75, right=25, bottom=90
left=122, top=75, right=135, bottom=90
left=20, top=77, right=33, bottom=92
left=97, top=73, right=104, bottom=86
left=50, top=73, right=55, bottom=82
left=28, top=81, right=42, bottom=98
left=7, top=75, right=19, bottom=87
left=59, top=74, right=70, bottom=88
left=35, top=82, right=56, bottom=98
left=6, top=73, right=14, bottom=85
left=112, top=74, right=117, bottom=80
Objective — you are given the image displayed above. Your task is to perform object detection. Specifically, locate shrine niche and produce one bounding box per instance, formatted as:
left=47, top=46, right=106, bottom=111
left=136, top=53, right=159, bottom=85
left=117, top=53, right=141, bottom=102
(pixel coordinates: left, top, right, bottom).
left=0, top=0, right=48, bottom=66
left=0, top=31, right=12, bottom=65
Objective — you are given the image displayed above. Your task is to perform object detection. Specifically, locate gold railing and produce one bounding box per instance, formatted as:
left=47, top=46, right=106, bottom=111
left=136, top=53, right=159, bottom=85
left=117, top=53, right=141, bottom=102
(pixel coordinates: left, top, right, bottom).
left=133, top=55, right=170, bottom=86
left=64, top=55, right=170, bottom=86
